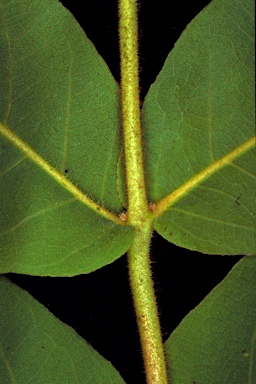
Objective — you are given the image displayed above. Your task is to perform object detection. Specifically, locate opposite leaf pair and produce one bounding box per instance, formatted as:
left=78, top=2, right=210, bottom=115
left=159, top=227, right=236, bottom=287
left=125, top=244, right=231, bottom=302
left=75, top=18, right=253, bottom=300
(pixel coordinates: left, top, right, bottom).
left=0, top=0, right=255, bottom=382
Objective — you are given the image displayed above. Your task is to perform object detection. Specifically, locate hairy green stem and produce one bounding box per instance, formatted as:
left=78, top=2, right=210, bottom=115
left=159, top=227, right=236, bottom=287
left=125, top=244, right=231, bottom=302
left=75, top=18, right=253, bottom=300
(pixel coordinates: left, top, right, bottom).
left=118, top=0, right=148, bottom=223
left=118, top=0, right=168, bottom=382
left=128, top=223, right=168, bottom=383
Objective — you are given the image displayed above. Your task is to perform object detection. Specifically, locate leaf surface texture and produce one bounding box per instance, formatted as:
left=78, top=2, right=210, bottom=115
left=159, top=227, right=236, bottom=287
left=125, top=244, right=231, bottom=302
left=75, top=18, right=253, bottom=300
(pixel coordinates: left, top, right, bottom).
left=142, top=0, right=255, bottom=254
left=0, top=277, right=125, bottom=383
left=0, top=0, right=134, bottom=275
left=166, top=256, right=256, bottom=383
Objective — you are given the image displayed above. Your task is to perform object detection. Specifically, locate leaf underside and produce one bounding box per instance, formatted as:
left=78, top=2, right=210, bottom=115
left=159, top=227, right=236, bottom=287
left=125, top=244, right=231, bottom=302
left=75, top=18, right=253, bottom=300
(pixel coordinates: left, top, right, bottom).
left=0, top=0, right=255, bottom=278
left=0, top=0, right=134, bottom=276
left=0, top=276, right=125, bottom=383
left=0, top=0, right=255, bottom=383
left=142, top=0, right=255, bottom=254
left=166, top=256, right=256, bottom=383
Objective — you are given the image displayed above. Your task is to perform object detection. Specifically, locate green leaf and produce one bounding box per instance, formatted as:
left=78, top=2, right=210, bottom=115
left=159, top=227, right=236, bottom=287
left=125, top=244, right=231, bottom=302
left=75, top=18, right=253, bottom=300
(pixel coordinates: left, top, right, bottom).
left=165, top=256, right=256, bottom=384
left=142, top=0, right=255, bottom=254
left=0, top=0, right=134, bottom=276
left=0, top=277, right=125, bottom=383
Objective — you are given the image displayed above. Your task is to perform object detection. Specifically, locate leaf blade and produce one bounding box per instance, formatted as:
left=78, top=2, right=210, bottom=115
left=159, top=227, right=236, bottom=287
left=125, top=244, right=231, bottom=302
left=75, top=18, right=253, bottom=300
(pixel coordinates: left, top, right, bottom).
left=142, top=0, right=255, bottom=254
left=0, top=277, right=126, bottom=383
left=165, top=256, right=256, bottom=384
left=0, top=0, right=124, bottom=211
left=0, top=0, right=134, bottom=275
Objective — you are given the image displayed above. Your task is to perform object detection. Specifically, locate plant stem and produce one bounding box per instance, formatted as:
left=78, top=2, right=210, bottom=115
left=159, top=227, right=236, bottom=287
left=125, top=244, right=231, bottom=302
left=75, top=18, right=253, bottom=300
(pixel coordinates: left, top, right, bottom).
left=118, top=0, right=148, bottom=222
left=118, top=0, right=168, bottom=382
left=128, top=223, right=168, bottom=383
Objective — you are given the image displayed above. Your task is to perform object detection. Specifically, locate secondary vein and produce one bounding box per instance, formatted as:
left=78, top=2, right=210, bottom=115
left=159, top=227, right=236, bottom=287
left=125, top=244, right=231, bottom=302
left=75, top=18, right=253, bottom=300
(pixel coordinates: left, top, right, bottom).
left=0, top=122, right=125, bottom=225
left=155, top=136, right=256, bottom=216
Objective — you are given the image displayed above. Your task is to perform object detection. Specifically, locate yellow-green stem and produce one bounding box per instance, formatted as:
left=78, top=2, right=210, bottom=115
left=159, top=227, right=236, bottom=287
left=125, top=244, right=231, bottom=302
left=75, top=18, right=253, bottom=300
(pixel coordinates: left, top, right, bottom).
left=118, top=0, right=147, bottom=223
left=118, top=0, right=168, bottom=382
left=128, top=222, right=168, bottom=383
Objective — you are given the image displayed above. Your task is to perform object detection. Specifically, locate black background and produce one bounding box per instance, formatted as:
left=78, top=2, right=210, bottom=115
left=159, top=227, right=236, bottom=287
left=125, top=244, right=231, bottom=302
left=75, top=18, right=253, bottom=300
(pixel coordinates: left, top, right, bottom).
left=8, top=1, right=242, bottom=383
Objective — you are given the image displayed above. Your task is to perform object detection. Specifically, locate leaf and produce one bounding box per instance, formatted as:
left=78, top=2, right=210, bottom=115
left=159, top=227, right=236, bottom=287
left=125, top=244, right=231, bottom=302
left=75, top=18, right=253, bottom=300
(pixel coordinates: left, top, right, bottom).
left=142, top=0, right=255, bottom=254
left=0, top=277, right=125, bottom=383
left=165, top=256, right=256, bottom=383
left=0, top=0, right=134, bottom=276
